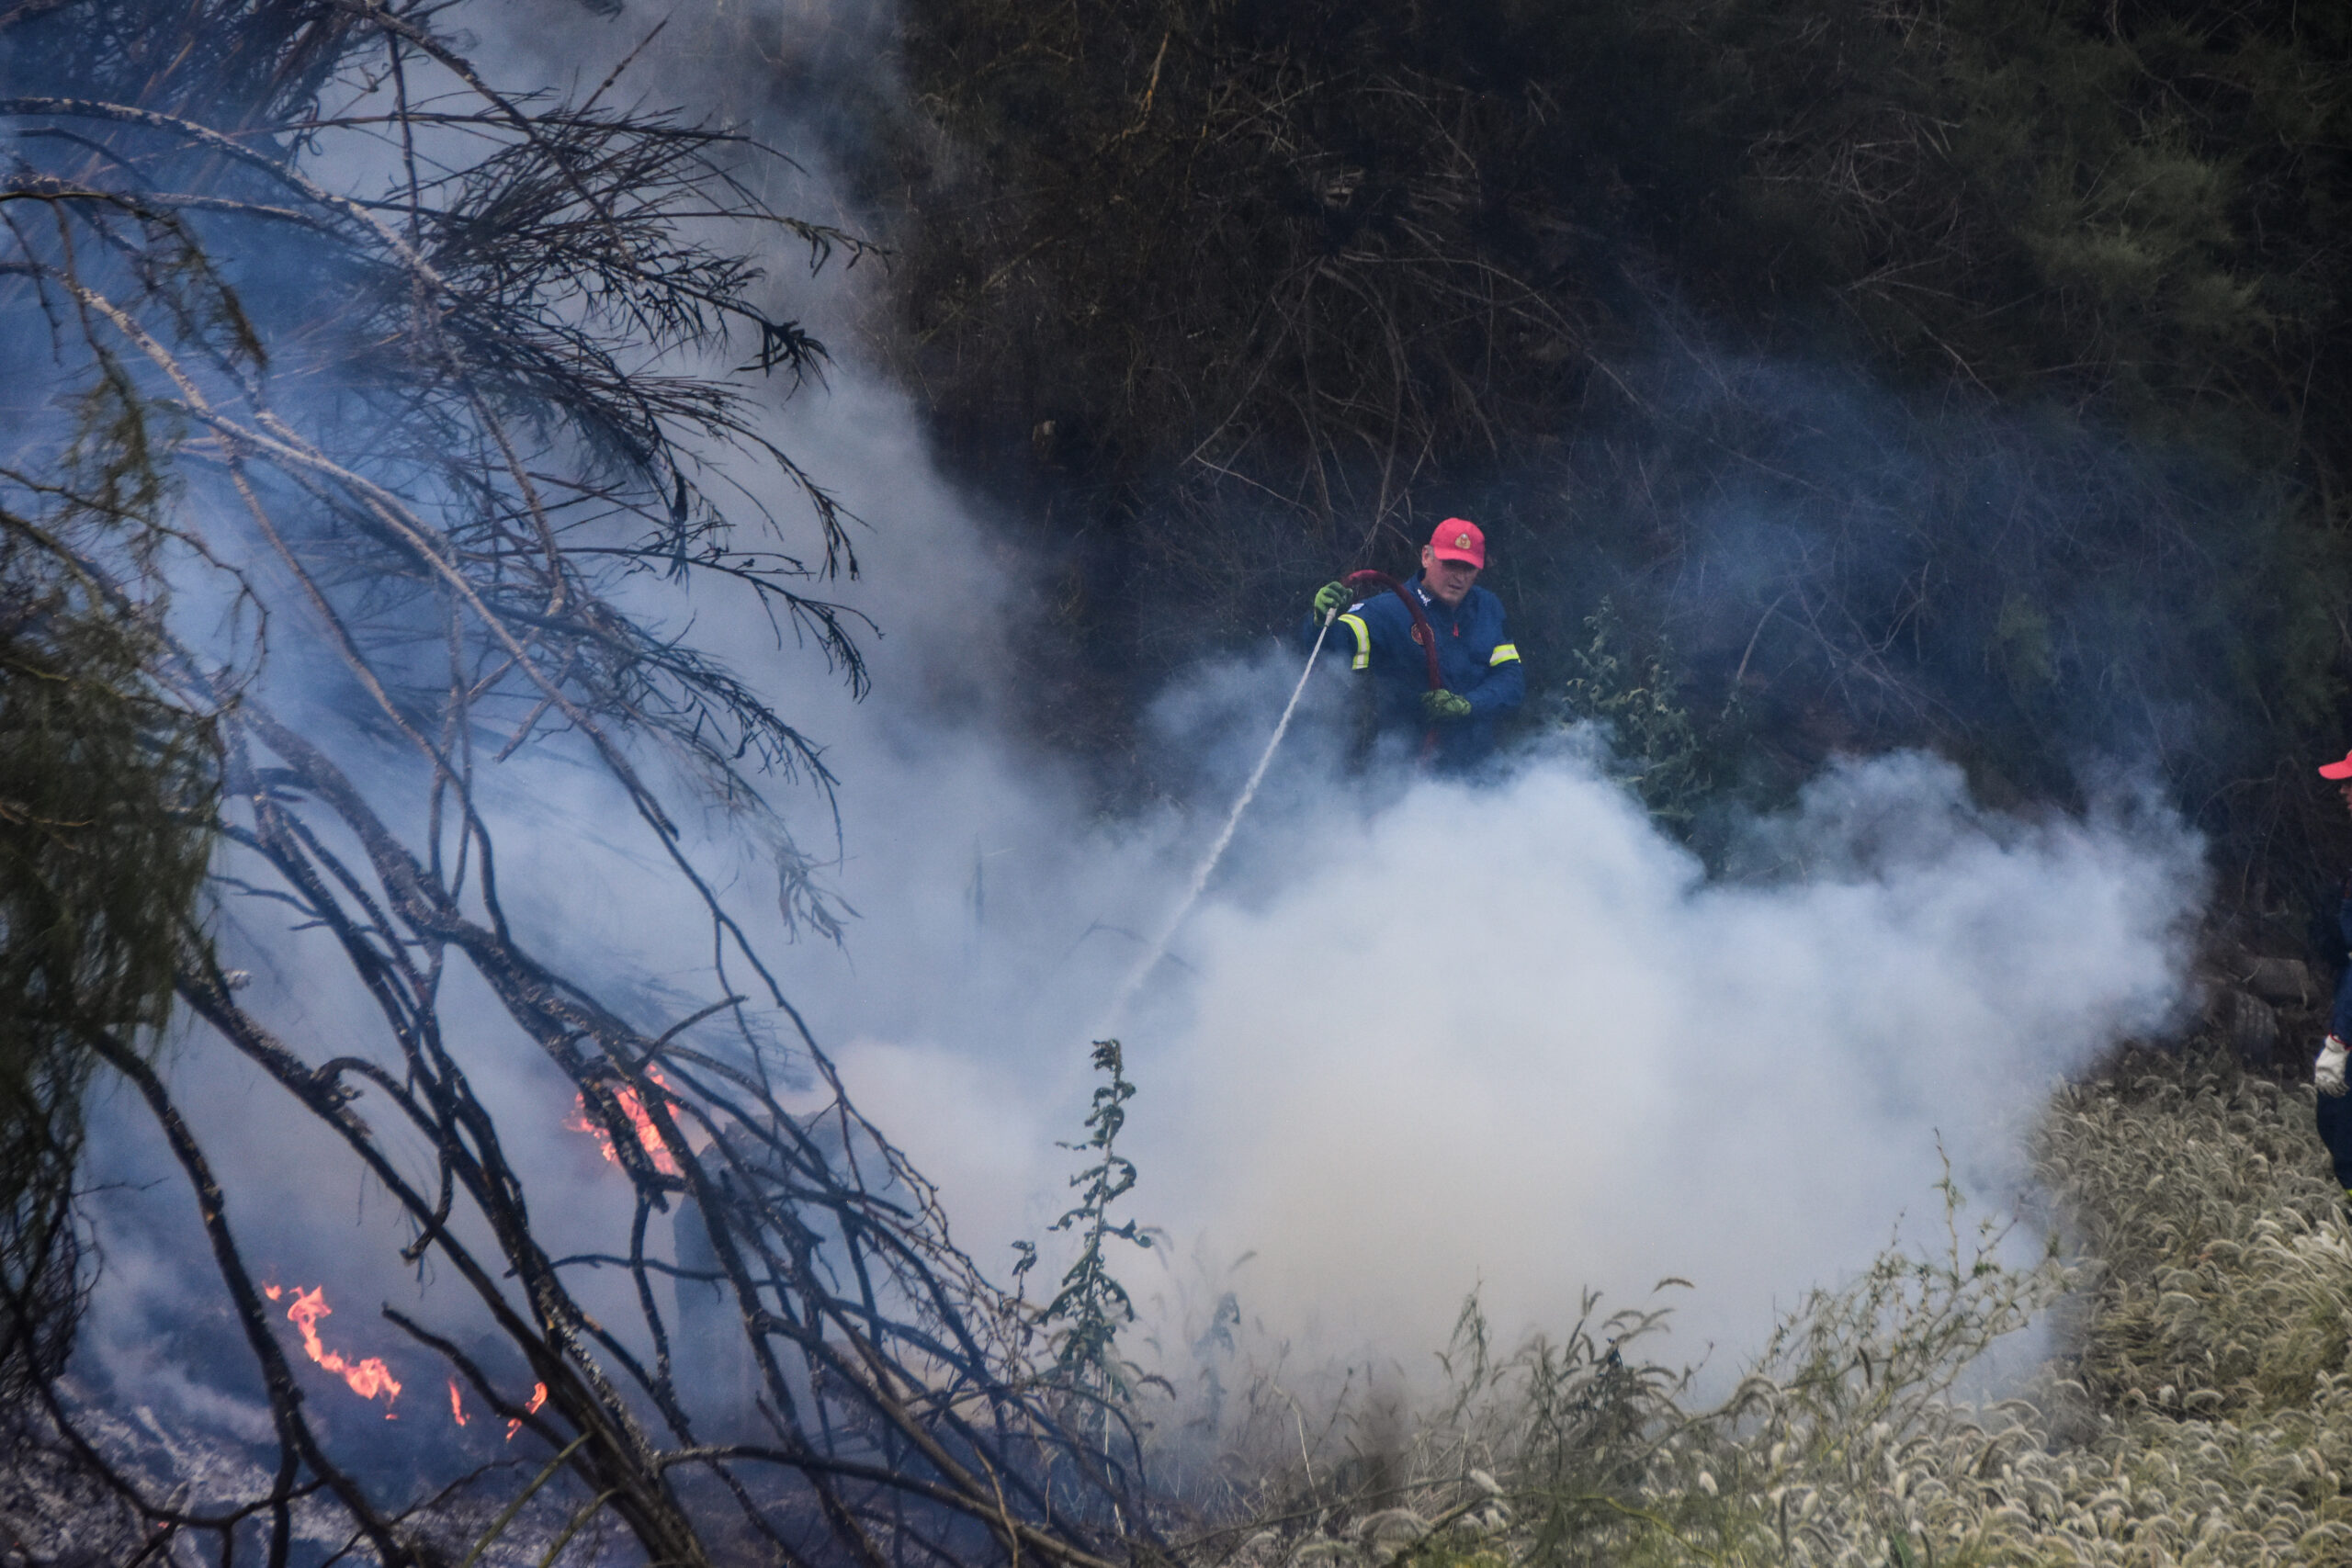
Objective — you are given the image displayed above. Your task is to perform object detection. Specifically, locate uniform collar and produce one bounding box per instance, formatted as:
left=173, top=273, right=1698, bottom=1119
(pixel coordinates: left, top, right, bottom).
left=1408, top=573, right=1464, bottom=623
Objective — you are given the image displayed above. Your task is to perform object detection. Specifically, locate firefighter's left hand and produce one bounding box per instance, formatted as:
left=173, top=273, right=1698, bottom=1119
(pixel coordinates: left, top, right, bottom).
left=1421, top=689, right=1473, bottom=722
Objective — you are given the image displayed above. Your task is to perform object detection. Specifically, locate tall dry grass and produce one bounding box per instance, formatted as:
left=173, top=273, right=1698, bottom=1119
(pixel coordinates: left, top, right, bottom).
left=1166, top=1048, right=2352, bottom=1566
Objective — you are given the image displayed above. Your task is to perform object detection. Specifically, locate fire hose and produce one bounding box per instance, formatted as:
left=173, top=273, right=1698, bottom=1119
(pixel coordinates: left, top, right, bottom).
left=1100, top=572, right=1441, bottom=1029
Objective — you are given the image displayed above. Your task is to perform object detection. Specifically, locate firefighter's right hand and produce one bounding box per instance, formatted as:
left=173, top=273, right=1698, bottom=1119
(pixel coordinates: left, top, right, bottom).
left=1421, top=688, right=1474, bottom=721
left=1311, top=581, right=1352, bottom=620
left=2319, top=1036, right=2349, bottom=1097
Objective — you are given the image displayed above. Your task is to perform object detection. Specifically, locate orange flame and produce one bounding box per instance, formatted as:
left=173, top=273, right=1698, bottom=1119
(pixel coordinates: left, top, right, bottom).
left=262, top=1284, right=282, bottom=1302
left=448, top=1380, right=468, bottom=1426
left=283, top=1286, right=403, bottom=1411
left=566, top=1066, right=681, bottom=1177
left=506, top=1381, right=547, bottom=1441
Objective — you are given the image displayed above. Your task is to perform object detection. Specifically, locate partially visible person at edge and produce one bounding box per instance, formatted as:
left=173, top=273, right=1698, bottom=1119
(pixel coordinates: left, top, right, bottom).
left=1302, top=517, right=1525, bottom=770
left=2312, top=749, right=2352, bottom=1197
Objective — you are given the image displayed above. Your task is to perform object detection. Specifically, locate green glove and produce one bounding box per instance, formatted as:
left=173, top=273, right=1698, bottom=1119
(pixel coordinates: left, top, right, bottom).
left=1422, top=688, right=1473, bottom=721
left=1311, top=581, right=1352, bottom=620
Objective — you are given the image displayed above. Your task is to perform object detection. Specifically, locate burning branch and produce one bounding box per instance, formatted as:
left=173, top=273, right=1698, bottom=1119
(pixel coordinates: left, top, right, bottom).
left=282, top=1288, right=403, bottom=1411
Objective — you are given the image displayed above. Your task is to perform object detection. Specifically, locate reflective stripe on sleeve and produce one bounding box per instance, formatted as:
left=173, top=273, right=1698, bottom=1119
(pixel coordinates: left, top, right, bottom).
left=1488, top=641, right=1521, bottom=666
left=1338, top=614, right=1372, bottom=671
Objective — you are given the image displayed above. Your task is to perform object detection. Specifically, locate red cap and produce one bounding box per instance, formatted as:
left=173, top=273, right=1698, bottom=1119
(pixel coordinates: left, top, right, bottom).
left=1430, top=517, right=1486, bottom=569
left=2323, top=750, right=2352, bottom=780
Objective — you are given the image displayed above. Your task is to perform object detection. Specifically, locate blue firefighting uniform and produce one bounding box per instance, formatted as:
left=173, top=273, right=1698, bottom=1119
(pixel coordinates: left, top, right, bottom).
left=2317, top=878, right=2352, bottom=1190
left=1300, top=574, right=1525, bottom=768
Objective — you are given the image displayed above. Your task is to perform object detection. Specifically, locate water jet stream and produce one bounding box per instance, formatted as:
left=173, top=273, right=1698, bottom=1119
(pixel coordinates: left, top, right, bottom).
left=1097, top=613, right=1338, bottom=1037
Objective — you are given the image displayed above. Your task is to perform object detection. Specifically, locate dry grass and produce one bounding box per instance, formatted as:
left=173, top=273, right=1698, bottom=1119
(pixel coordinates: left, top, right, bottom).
left=1167, top=1046, right=2352, bottom=1566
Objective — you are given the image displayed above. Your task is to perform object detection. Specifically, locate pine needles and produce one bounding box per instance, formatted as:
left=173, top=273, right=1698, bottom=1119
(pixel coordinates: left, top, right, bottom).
left=0, top=513, right=215, bottom=1430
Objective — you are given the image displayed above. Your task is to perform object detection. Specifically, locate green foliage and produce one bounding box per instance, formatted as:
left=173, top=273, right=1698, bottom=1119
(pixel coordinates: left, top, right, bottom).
left=1562, top=599, right=1733, bottom=833
left=0, top=550, right=207, bottom=1048
left=1712, top=0, right=2352, bottom=452
left=0, top=517, right=216, bottom=1397
left=1020, top=1038, right=1161, bottom=1441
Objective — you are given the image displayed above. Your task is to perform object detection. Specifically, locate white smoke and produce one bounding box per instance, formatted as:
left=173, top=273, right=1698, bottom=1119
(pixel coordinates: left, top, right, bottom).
left=1125, top=749, right=2195, bottom=1361
left=662, top=367, right=2205, bottom=1377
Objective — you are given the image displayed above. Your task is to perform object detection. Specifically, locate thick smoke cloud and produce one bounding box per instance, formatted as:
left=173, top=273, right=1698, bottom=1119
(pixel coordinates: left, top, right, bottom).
left=665, top=371, right=2204, bottom=1377
left=1125, top=750, right=2196, bottom=1362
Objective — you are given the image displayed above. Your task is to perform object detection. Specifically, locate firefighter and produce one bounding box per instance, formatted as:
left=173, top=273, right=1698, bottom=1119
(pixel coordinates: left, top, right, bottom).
left=2313, top=750, right=2352, bottom=1194
left=1305, top=517, right=1525, bottom=769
